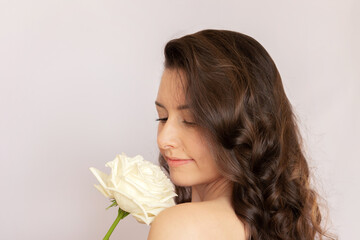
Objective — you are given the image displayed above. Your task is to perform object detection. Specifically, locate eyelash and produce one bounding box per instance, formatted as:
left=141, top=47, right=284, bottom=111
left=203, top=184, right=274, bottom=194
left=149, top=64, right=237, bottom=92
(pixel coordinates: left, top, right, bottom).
left=155, top=118, right=196, bottom=126
left=155, top=117, right=168, bottom=123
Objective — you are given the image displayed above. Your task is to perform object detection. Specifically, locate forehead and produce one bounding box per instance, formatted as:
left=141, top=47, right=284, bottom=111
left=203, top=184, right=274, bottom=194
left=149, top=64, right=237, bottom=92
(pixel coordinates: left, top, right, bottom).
left=157, top=68, right=186, bottom=106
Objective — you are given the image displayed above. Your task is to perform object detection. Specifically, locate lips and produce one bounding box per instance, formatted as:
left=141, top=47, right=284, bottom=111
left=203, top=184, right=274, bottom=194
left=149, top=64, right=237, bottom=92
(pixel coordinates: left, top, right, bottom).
left=165, top=156, right=194, bottom=167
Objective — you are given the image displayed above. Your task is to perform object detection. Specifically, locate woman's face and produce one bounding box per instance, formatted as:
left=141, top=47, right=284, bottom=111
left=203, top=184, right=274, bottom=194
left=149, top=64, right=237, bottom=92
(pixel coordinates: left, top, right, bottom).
left=156, top=68, right=222, bottom=187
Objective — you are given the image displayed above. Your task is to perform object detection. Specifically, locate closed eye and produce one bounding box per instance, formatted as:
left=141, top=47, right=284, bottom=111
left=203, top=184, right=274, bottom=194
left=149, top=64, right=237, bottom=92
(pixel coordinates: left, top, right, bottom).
left=155, top=117, right=168, bottom=123
left=156, top=118, right=196, bottom=126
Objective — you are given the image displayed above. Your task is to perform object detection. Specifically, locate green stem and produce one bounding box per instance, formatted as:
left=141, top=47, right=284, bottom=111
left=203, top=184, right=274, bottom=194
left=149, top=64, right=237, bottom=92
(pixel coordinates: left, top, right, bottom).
left=103, top=208, right=130, bottom=240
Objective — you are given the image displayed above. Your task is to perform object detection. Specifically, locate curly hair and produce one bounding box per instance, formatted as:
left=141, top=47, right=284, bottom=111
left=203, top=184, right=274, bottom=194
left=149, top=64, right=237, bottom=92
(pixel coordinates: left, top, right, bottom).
left=158, top=29, right=334, bottom=240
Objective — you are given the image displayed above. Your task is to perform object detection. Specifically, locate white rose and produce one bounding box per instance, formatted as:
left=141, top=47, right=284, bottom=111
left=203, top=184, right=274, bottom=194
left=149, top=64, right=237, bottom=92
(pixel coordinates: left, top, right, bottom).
left=90, top=153, right=177, bottom=225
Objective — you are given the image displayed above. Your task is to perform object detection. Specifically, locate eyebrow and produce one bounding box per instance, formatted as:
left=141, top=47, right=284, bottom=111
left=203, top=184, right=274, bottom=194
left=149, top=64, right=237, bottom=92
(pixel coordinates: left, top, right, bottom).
left=155, top=101, right=189, bottom=110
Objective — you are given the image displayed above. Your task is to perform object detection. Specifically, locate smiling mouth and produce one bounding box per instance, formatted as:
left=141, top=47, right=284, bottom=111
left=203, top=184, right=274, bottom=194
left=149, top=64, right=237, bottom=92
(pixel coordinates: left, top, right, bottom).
left=165, top=157, right=194, bottom=167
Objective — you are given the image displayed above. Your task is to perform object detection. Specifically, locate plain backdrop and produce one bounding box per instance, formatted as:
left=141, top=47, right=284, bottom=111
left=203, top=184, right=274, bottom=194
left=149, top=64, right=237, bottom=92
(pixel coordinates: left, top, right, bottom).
left=0, top=0, right=358, bottom=239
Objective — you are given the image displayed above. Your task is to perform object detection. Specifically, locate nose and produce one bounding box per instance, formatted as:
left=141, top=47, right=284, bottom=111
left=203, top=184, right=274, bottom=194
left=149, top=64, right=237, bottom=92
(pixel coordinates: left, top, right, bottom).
left=157, top=118, right=180, bottom=150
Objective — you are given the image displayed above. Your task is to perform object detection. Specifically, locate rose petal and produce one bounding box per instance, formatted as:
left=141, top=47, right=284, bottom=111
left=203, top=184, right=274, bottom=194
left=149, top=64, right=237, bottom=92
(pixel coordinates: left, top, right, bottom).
left=93, top=184, right=112, bottom=198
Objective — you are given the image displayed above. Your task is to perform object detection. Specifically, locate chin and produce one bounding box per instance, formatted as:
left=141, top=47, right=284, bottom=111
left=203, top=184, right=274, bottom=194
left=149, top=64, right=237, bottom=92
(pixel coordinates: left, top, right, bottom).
left=169, top=173, right=194, bottom=187
left=171, top=178, right=193, bottom=187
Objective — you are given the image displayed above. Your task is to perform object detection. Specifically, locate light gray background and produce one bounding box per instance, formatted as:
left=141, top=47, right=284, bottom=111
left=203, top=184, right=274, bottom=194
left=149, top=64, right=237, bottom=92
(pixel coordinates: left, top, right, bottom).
left=0, top=0, right=358, bottom=239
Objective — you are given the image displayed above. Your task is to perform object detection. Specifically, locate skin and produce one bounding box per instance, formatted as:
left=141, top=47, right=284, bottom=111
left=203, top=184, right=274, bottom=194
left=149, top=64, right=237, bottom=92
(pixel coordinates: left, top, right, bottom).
left=155, top=68, right=232, bottom=202
left=149, top=68, right=246, bottom=239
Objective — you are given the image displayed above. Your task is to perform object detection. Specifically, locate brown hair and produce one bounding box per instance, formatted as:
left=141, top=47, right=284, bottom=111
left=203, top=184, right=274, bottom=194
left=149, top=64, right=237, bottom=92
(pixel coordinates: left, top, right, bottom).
left=158, top=29, right=334, bottom=240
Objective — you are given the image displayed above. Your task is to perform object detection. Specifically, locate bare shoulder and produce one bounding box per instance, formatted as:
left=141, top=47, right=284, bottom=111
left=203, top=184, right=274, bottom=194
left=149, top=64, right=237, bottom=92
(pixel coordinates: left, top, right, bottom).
left=147, top=203, right=205, bottom=240
left=147, top=202, right=246, bottom=240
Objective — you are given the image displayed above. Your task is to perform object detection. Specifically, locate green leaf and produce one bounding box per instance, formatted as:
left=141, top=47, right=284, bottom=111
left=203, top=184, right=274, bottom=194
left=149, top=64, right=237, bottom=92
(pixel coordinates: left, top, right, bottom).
left=106, top=199, right=118, bottom=210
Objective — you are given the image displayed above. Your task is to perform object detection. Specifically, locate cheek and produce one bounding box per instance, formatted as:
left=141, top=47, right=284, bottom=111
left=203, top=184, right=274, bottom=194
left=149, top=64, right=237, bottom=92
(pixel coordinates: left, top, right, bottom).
left=191, top=138, right=220, bottom=174
left=189, top=133, right=211, bottom=158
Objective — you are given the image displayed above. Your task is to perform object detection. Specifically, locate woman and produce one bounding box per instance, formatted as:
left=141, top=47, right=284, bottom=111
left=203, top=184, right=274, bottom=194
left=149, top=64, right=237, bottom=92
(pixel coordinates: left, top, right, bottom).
left=148, top=29, right=333, bottom=240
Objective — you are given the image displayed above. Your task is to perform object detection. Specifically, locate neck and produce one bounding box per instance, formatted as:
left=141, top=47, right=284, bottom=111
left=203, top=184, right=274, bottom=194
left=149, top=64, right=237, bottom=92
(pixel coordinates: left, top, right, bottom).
left=191, top=177, right=233, bottom=202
